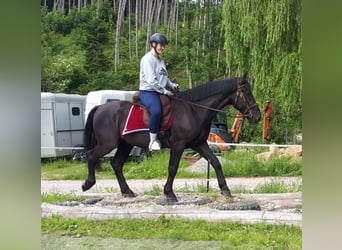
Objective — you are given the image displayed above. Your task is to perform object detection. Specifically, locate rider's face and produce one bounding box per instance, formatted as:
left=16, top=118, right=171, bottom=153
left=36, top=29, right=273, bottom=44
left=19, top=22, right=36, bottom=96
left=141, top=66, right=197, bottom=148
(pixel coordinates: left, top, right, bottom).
left=156, top=43, right=165, bottom=54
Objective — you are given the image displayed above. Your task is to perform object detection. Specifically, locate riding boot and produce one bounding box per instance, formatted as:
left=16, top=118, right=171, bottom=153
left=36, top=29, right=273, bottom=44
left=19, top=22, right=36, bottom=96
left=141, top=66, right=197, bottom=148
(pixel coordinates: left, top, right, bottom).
left=149, top=133, right=161, bottom=151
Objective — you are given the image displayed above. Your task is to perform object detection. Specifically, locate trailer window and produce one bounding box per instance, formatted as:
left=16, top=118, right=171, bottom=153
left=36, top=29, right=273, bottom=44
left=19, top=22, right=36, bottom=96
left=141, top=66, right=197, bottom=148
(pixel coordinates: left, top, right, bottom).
left=106, top=99, right=120, bottom=103
left=72, top=107, right=80, bottom=116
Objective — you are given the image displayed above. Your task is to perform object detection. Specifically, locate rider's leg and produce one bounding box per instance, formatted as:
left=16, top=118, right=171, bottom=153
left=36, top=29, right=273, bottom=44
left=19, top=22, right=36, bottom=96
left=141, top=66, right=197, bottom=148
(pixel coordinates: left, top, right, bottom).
left=139, top=91, right=162, bottom=150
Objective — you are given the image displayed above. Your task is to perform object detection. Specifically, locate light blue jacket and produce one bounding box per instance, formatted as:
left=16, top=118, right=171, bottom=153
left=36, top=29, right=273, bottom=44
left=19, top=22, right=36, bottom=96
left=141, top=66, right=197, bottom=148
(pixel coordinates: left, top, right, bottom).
left=139, top=52, right=174, bottom=93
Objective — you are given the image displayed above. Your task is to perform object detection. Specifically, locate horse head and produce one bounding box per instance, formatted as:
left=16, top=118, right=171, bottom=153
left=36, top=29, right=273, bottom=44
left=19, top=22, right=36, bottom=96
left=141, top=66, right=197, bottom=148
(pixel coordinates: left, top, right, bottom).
left=233, top=74, right=261, bottom=124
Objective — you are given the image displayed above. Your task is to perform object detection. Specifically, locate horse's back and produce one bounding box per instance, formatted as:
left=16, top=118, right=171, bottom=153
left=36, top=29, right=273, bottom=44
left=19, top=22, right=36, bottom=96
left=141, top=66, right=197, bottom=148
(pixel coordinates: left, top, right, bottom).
left=93, top=100, right=132, bottom=135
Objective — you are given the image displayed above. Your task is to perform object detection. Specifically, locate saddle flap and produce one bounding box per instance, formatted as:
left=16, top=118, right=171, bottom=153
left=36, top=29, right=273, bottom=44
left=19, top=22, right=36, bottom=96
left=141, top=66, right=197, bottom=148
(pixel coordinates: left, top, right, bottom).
left=130, top=92, right=172, bottom=128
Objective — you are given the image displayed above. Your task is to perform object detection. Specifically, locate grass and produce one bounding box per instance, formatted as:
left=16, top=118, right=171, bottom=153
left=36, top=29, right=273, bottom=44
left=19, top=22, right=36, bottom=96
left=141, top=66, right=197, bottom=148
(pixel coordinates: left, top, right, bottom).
left=41, top=148, right=302, bottom=180
left=41, top=149, right=302, bottom=249
left=41, top=193, right=88, bottom=203
left=41, top=215, right=302, bottom=249
left=221, top=150, right=302, bottom=177
left=41, top=180, right=302, bottom=248
left=254, top=182, right=302, bottom=193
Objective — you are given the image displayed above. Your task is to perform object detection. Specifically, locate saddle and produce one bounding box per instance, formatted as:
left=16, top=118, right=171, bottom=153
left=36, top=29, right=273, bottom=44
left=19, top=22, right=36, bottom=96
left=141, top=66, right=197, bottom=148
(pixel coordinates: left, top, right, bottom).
left=130, top=91, right=172, bottom=128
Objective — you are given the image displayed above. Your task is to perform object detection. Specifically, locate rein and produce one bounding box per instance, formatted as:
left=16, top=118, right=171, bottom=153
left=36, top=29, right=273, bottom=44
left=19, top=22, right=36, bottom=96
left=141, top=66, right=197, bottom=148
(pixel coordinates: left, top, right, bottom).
left=173, top=97, right=227, bottom=114
left=173, top=82, right=257, bottom=118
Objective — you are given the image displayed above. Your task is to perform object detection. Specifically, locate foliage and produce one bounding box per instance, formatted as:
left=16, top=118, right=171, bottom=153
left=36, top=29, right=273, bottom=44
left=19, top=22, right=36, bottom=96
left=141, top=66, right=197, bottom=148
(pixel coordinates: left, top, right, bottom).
left=221, top=149, right=302, bottom=177
left=41, top=2, right=227, bottom=91
left=42, top=215, right=302, bottom=248
left=223, top=0, right=302, bottom=143
left=41, top=1, right=302, bottom=143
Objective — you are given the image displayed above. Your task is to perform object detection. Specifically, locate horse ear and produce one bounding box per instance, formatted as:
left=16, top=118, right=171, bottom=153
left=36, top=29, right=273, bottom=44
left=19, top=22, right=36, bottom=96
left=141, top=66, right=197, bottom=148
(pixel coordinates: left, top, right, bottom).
left=242, top=72, right=248, bottom=81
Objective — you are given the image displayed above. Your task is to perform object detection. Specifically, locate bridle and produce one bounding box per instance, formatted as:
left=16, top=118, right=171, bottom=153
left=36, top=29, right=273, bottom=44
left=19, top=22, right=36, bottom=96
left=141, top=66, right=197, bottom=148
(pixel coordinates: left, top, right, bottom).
left=234, top=80, right=259, bottom=118
left=173, top=79, right=258, bottom=118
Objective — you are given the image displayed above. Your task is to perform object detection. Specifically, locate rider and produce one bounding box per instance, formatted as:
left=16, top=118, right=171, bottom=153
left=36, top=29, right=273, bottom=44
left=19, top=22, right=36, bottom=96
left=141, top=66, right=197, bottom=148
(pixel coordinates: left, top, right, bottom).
left=139, top=33, right=179, bottom=151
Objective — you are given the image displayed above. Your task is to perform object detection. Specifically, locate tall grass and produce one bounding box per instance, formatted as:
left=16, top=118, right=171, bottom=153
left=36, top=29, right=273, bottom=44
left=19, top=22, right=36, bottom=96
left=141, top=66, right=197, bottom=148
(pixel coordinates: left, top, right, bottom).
left=221, top=150, right=302, bottom=177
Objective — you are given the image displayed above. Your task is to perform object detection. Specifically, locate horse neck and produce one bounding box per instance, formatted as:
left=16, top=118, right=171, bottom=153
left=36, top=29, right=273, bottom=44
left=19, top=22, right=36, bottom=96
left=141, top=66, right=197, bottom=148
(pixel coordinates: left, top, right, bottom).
left=196, top=90, right=234, bottom=111
left=177, top=78, right=238, bottom=113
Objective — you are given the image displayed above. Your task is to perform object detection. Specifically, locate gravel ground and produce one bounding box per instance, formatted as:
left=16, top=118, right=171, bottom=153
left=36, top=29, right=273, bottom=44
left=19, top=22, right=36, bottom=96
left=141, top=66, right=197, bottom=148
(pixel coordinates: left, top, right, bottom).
left=41, top=177, right=302, bottom=227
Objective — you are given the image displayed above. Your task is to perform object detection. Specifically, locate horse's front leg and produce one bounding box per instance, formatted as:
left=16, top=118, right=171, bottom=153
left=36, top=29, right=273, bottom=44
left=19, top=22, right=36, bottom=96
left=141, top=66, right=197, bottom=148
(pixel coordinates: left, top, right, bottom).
left=111, top=143, right=136, bottom=197
left=164, top=145, right=185, bottom=202
left=192, top=142, right=232, bottom=197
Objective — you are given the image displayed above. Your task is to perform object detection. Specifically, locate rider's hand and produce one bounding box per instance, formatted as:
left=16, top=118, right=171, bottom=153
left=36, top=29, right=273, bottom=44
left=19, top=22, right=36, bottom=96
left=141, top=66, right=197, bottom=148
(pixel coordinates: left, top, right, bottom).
left=163, top=89, right=173, bottom=97
left=171, top=83, right=180, bottom=92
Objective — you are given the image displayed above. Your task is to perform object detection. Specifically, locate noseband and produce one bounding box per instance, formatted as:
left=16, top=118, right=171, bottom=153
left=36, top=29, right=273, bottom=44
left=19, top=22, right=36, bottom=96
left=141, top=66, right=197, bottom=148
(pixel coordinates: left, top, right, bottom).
left=235, top=81, right=258, bottom=118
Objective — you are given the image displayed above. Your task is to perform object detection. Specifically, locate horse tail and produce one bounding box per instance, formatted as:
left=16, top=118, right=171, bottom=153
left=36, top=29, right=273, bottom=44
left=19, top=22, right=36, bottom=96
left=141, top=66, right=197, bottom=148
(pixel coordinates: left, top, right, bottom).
left=84, top=106, right=99, bottom=151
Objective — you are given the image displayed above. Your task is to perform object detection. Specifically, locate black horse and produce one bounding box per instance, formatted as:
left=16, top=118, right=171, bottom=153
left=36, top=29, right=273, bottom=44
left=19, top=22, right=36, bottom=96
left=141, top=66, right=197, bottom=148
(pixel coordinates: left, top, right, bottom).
left=82, top=75, right=261, bottom=201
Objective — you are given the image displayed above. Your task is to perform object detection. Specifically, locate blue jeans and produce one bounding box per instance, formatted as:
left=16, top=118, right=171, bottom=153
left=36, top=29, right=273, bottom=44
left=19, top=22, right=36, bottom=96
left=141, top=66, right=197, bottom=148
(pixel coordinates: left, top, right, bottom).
left=139, top=90, right=162, bottom=133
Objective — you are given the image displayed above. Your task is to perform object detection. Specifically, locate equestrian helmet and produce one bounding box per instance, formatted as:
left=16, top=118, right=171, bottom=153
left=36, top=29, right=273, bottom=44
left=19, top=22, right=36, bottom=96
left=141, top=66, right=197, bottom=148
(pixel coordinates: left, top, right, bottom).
left=149, top=33, right=168, bottom=45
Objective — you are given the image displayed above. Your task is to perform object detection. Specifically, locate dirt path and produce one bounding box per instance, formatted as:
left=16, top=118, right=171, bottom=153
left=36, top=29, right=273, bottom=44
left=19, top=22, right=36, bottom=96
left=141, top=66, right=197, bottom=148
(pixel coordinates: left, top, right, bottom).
left=41, top=176, right=302, bottom=194
left=41, top=177, right=302, bottom=227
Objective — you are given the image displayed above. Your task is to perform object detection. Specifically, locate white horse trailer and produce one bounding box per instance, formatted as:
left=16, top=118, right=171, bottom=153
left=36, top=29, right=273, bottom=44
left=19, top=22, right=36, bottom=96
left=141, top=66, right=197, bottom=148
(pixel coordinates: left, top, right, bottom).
left=84, top=90, right=136, bottom=123
left=84, top=90, right=142, bottom=157
left=41, top=92, right=86, bottom=158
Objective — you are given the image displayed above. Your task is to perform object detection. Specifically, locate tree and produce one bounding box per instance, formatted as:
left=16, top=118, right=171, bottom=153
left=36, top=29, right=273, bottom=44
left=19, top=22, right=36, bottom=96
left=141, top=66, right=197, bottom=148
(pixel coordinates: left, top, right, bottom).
left=145, top=0, right=157, bottom=53
left=84, top=17, right=110, bottom=74
left=114, top=0, right=127, bottom=72
left=223, top=0, right=302, bottom=143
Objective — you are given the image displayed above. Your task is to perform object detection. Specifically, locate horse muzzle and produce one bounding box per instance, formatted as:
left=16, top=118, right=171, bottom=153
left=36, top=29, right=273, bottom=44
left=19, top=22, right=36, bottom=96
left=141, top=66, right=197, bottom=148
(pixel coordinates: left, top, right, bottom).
left=247, top=109, right=261, bottom=123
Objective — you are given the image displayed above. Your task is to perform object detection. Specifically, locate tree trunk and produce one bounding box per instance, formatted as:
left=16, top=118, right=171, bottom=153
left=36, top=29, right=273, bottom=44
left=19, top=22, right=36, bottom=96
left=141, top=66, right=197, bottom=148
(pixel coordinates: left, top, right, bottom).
left=145, top=0, right=156, bottom=53
left=128, top=0, right=132, bottom=61
left=185, top=1, right=192, bottom=89
left=135, top=0, right=139, bottom=60
left=163, top=0, right=168, bottom=25
left=195, top=1, right=201, bottom=65
left=217, top=24, right=224, bottom=70
left=155, top=0, right=163, bottom=31
left=114, top=0, right=127, bottom=72
left=167, top=0, right=176, bottom=41
left=202, top=0, right=209, bottom=56
left=175, top=1, right=178, bottom=46
left=141, top=0, right=145, bottom=27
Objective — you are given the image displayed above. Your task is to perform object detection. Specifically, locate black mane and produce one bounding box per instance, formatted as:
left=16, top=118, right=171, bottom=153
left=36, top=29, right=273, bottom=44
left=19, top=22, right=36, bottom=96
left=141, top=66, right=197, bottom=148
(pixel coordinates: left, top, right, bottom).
left=176, top=78, right=238, bottom=101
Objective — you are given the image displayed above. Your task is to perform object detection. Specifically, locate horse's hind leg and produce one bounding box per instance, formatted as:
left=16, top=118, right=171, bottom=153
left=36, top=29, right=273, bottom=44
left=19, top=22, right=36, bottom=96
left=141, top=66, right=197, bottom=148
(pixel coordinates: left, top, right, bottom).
left=111, top=142, right=136, bottom=197
left=82, top=144, right=114, bottom=192
left=192, top=143, right=232, bottom=197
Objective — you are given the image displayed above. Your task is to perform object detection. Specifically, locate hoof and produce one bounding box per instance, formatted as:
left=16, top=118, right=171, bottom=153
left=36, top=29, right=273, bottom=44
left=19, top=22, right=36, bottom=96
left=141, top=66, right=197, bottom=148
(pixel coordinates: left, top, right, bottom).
left=166, top=197, right=178, bottom=202
left=82, top=180, right=95, bottom=192
left=221, top=190, right=233, bottom=197
left=165, top=193, right=178, bottom=202
left=122, top=192, right=136, bottom=198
